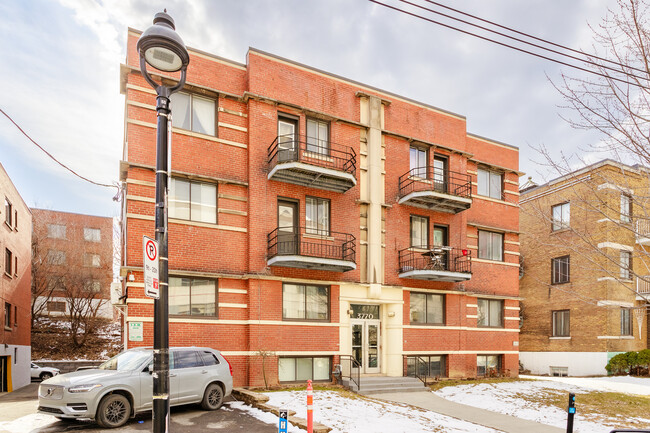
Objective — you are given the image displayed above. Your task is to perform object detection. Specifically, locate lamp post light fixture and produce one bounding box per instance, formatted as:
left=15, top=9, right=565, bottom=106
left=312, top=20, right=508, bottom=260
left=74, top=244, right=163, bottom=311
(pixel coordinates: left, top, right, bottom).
left=136, top=10, right=189, bottom=433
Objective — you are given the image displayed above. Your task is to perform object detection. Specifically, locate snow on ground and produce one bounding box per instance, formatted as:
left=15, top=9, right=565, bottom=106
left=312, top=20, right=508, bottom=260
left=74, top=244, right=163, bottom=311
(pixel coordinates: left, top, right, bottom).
left=520, top=374, right=650, bottom=395
left=0, top=413, right=57, bottom=433
left=258, top=390, right=500, bottom=433
left=434, top=376, right=650, bottom=433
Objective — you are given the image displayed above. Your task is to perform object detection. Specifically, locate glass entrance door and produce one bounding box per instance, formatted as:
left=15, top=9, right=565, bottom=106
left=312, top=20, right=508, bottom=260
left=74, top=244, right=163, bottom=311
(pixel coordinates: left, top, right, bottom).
left=350, top=318, right=380, bottom=374
left=278, top=118, right=298, bottom=162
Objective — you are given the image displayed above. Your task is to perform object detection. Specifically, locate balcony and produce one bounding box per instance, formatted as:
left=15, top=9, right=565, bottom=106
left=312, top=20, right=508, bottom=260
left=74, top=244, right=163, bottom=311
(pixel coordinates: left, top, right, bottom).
left=398, top=168, right=472, bottom=213
left=636, top=219, right=650, bottom=245
left=398, top=246, right=472, bottom=282
left=267, top=227, right=356, bottom=272
left=268, top=135, right=357, bottom=193
left=637, top=276, right=650, bottom=301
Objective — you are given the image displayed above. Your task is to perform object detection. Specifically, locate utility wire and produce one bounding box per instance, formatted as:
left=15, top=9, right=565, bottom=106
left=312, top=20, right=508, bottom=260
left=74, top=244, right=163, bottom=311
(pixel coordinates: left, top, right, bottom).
left=421, top=0, right=649, bottom=75
left=399, top=0, right=649, bottom=82
left=369, top=0, right=650, bottom=90
left=0, top=108, right=119, bottom=191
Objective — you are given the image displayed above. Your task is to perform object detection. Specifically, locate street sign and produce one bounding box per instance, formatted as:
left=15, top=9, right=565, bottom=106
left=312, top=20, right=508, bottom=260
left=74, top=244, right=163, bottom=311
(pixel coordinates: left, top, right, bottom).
left=143, top=236, right=160, bottom=299
left=278, top=409, right=288, bottom=433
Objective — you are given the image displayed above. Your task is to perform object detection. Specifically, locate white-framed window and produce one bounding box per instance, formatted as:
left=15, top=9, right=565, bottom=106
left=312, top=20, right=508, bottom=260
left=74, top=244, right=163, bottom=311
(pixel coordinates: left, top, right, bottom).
left=306, top=197, right=330, bottom=235
left=83, top=253, right=101, bottom=268
left=46, top=250, right=66, bottom=265
left=282, top=283, right=329, bottom=321
left=620, top=250, right=632, bottom=280
left=477, top=299, right=503, bottom=327
left=620, top=308, right=632, bottom=336
left=169, top=277, right=217, bottom=317
left=279, top=357, right=331, bottom=382
left=170, top=92, right=216, bottom=136
left=477, top=355, right=501, bottom=376
left=4, top=198, right=12, bottom=227
left=551, top=202, right=570, bottom=231
left=84, top=228, right=101, bottom=242
left=409, top=146, right=427, bottom=178
left=306, top=118, right=329, bottom=154
left=477, top=168, right=503, bottom=199
left=621, top=194, right=632, bottom=223
left=478, top=230, right=503, bottom=261
left=552, top=310, right=570, bottom=337
left=169, top=178, right=217, bottom=224
left=47, top=224, right=66, bottom=239
left=552, top=256, right=570, bottom=284
left=410, top=293, right=444, bottom=324
left=410, top=215, right=428, bottom=248
left=83, top=280, right=101, bottom=293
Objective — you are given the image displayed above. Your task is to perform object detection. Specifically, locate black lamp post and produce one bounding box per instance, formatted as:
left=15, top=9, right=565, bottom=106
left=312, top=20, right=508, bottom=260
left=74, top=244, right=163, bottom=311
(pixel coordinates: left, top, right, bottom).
left=136, top=11, right=189, bottom=433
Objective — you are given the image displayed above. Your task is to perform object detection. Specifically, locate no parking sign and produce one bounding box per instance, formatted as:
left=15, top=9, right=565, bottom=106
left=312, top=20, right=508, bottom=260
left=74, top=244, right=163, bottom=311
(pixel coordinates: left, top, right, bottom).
left=143, top=236, right=159, bottom=299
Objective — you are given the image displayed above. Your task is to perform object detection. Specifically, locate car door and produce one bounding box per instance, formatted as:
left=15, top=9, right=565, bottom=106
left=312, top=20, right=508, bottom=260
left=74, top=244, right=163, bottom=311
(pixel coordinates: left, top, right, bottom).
left=138, top=359, right=154, bottom=411
left=171, top=350, right=205, bottom=404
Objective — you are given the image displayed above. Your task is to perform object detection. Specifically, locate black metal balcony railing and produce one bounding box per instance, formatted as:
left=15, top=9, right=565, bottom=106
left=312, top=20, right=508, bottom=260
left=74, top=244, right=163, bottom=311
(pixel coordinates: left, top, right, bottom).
left=268, top=134, right=357, bottom=176
left=267, top=226, right=356, bottom=263
left=398, top=246, right=471, bottom=274
left=398, top=167, right=472, bottom=199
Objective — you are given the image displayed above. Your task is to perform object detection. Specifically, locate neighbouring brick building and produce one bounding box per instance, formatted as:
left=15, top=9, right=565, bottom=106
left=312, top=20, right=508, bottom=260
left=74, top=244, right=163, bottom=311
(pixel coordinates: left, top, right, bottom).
left=119, top=28, right=521, bottom=387
left=520, top=160, right=649, bottom=376
left=31, top=209, right=114, bottom=320
left=1, top=162, right=32, bottom=392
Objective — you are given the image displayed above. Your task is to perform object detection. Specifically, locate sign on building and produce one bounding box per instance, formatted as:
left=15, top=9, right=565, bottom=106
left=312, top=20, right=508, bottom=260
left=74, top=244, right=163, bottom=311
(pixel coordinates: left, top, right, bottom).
left=129, top=321, right=143, bottom=342
left=143, top=236, right=159, bottom=299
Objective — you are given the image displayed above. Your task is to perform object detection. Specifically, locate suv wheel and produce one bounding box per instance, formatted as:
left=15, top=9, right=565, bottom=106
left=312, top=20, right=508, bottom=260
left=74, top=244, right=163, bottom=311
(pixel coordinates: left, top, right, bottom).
left=201, top=383, right=224, bottom=410
left=96, top=394, right=131, bottom=428
left=40, top=372, right=53, bottom=381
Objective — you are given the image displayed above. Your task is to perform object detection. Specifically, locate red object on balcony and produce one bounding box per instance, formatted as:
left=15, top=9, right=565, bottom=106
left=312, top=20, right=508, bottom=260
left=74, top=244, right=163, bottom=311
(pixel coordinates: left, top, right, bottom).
left=462, top=249, right=468, bottom=256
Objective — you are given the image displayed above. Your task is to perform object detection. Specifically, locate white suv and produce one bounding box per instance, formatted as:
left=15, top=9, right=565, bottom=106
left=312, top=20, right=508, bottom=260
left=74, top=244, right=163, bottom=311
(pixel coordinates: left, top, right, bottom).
left=37, top=347, right=233, bottom=428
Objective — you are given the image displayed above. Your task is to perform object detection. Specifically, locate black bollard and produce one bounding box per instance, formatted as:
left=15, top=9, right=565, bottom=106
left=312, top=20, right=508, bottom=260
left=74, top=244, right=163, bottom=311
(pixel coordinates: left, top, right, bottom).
left=566, top=393, right=576, bottom=433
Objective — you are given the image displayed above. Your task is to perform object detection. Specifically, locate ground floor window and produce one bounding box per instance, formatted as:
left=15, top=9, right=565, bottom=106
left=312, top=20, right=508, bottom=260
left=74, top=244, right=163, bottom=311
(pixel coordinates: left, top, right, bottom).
left=406, top=355, right=446, bottom=378
left=278, top=357, right=331, bottom=382
left=477, top=354, right=502, bottom=376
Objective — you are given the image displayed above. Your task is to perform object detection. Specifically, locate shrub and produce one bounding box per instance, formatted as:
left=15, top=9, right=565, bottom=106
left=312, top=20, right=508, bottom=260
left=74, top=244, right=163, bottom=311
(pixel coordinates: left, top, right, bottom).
left=606, top=353, right=629, bottom=375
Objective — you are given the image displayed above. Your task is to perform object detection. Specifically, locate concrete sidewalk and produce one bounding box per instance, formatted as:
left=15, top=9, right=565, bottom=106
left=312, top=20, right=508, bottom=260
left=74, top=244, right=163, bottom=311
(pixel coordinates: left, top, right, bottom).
left=377, top=391, right=565, bottom=433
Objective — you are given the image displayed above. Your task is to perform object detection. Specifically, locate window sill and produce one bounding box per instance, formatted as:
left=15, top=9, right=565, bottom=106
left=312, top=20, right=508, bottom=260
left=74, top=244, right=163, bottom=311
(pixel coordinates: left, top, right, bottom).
left=551, top=228, right=571, bottom=234
left=3, top=221, right=12, bottom=231
left=4, top=272, right=12, bottom=279
left=477, top=325, right=505, bottom=329
left=410, top=322, right=445, bottom=326
left=282, top=318, right=331, bottom=323
left=549, top=336, right=571, bottom=340
left=169, top=315, right=219, bottom=320
left=551, top=281, right=570, bottom=285
left=4, top=326, right=11, bottom=332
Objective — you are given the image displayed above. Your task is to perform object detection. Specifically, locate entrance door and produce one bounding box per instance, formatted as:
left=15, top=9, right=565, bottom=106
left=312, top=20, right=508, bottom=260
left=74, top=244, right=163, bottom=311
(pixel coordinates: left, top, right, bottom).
left=278, top=118, right=298, bottom=162
left=433, top=155, right=447, bottom=193
left=0, top=356, right=7, bottom=392
left=277, top=200, right=299, bottom=255
left=350, top=304, right=381, bottom=374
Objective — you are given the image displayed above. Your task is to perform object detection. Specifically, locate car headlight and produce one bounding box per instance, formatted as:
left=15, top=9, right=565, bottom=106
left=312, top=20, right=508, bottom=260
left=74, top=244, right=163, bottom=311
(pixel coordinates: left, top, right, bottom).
left=68, top=384, right=103, bottom=393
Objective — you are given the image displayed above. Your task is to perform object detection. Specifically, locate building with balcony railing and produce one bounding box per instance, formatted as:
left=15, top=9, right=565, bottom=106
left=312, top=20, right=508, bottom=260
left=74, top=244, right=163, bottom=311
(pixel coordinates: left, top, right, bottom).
left=119, top=29, right=521, bottom=387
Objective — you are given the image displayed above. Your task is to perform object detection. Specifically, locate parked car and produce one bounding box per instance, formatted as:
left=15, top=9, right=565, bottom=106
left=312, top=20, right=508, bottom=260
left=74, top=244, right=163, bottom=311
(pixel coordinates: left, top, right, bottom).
left=31, top=363, right=60, bottom=381
left=37, top=347, right=233, bottom=428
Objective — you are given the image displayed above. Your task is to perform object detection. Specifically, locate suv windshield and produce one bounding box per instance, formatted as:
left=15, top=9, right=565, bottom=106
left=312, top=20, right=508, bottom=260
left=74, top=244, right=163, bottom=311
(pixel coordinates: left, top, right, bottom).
left=99, top=350, right=151, bottom=371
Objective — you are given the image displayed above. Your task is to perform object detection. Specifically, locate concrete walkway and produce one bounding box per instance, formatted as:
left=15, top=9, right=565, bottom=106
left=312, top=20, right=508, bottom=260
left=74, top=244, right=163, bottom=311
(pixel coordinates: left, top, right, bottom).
left=377, top=391, right=565, bottom=433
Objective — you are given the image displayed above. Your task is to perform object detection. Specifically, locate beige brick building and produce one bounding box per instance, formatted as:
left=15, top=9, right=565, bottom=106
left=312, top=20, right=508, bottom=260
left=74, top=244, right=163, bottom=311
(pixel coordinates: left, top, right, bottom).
left=520, top=160, right=649, bottom=376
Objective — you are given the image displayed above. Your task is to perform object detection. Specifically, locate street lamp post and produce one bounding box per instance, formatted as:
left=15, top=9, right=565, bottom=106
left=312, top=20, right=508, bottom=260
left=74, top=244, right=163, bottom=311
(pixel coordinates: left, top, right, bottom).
left=136, top=11, right=189, bottom=433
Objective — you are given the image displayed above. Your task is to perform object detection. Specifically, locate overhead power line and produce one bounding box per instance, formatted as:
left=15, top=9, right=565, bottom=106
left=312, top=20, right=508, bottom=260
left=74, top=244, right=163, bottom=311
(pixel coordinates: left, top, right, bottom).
left=369, top=0, right=650, bottom=90
left=0, top=108, right=119, bottom=191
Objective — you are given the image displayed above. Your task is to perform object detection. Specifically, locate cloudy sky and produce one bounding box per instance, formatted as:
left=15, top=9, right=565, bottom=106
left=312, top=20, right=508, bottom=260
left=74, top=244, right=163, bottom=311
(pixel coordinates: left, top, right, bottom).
left=0, top=0, right=614, bottom=217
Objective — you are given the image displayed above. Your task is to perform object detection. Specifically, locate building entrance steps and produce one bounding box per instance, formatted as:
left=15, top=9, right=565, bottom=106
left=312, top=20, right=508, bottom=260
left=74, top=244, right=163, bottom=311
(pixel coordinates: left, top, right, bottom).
left=377, top=391, right=565, bottom=433
left=342, top=376, right=428, bottom=395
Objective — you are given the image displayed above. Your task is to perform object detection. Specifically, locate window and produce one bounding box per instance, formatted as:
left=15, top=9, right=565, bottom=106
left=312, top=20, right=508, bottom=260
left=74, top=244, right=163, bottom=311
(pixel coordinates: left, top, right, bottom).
left=83, top=253, right=101, bottom=268
left=410, top=215, right=428, bottom=248
left=4, top=249, right=12, bottom=276
left=47, top=224, right=66, bottom=239
left=169, top=178, right=217, bottom=224
left=552, top=310, right=570, bottom=337
left=477, top=355, right=501, bottom=376
left=47, top=250, right=66, bottom=265
left=551, top=202, right=570, bottom=231
left=169, top=277, right=217, bottom=316
left=620, top=250, right=632, bottom=280
left=4, top=198, right=12, bottom=226
left=84, top=228, right=101, bottom=242
left=477, top=168, right=503, bottom=199
left=409, top=146, right=427, bottom=178
left=199, top=351, right=221, bottom=366
left=477, top=299, right=503, bottom=327
left=48, top=276, right=65, bottom=291
left=47, top=301, right=66, bottom=313
left=13, top=256, right=17, bottom=277
left=406, top=355, right=446, bottom=378
left=14, top=306, right=17, bottom=326
left=410, top=293, right=444, bottom=324
left=478, top=230, right=503, bottom=261
left=621, top=194, right=632, bottom=223
left=172, top=350, right=203, bottom=369
left=306, top=197, right=330, bottom=235
left=552, top=256, right=570, bottom=284
left=14, top=210, right=17, bottom=230
left=620, top=308, right=632, bottom=336
left=170, top=92, right=216, bottom=136
left=306, top=118, right=329, bottom=154
left=283, top=283, right=329, bottom=321
left=279, top=357, right=331, bottom=382
left=4, top=303, right=10, bottom=329
left=83, top=280, right=101, bottom=293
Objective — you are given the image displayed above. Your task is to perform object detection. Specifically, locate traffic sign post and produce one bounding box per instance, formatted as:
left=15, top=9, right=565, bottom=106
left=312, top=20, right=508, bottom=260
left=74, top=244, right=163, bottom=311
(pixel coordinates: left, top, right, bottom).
left=143, top=236, right=160, bottom=299
left=566, top=393, right=576, bottom=433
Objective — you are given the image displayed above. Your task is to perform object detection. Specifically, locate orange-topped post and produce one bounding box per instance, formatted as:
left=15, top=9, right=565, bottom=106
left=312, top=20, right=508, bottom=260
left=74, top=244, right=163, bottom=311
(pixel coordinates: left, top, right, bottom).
left=306, top=379, right=313, bottom=433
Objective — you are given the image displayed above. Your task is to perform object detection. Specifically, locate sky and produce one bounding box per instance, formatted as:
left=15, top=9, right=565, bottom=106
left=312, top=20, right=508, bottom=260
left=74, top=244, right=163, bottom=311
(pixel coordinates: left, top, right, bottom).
left=0, top=0, right=616, bottom=218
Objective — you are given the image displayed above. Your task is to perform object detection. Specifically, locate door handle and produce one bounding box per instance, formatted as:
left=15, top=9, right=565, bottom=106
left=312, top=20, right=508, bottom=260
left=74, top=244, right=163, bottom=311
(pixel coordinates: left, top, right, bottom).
left=201, top=370, right=208, bottom=374
left=170, top=373, right=177, bottom=377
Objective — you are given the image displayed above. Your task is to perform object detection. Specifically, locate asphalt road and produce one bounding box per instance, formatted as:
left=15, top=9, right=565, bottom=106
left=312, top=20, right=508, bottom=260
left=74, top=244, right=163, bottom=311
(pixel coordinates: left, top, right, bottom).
left=0, top=383, right=280, bottom=433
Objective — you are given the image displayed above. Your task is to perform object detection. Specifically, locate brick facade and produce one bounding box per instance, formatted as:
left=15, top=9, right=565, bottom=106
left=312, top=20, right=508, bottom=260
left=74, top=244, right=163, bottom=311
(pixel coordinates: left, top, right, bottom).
left=120, top=29, right=520, bottom=387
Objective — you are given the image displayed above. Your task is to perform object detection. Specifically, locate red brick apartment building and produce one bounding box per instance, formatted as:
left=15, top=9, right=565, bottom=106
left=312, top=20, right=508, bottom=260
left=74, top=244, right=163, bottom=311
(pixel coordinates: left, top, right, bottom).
left=119, top=28, right=521, bottom=387
left=31, top=209, right=114, bottom=320
left=1, top=162, right=31, bottom=392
